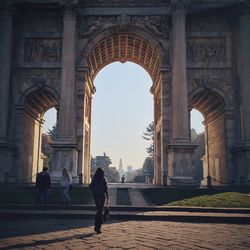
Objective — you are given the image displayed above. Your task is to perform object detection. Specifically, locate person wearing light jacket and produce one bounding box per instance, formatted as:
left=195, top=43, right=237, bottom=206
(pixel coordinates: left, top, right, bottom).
left=60, top=167, right=72, bottom=205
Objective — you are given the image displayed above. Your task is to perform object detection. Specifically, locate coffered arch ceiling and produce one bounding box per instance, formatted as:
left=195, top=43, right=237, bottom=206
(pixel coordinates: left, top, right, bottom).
left=24, top=89, right=57, bottom=117
left=87, top=33, right=161, bottom=81
left=191, top=89, right=225, bottom=121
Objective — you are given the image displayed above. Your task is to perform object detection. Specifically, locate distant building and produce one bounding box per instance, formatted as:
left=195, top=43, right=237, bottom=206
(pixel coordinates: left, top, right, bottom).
left=118, top=159, right=124, bottom=178
left=127, top=166, right=133, bottom=172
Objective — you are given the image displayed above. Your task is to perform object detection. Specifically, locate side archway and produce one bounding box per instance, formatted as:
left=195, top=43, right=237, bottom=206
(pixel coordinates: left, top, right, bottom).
left=191, top=88, right=231, bottom=185
left=15, top=87, right=58, bottom=182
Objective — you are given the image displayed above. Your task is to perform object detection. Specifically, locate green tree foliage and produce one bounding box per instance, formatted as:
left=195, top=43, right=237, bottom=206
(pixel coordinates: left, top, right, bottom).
left=191, top=128, right=205, bottom=180
left=142, top=121, right=154, bottom=157
left=143, top=157, right=154, bottom=183
left=48, top=124, right=57, bottom=141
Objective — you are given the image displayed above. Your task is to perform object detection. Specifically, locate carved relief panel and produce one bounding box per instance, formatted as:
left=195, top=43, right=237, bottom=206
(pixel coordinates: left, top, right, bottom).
left=186, top=15, right=231, bottom=68
left=131, top=16, right=170, bottom=40
left=78, top=16, right=118, bottom=39
left=187, top=38, right=226, bottom=65
left=24, top=38, right=62, bottom=63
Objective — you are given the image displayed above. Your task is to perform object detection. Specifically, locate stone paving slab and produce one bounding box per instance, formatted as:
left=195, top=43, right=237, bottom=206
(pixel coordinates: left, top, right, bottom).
left=0, top=219, right=250, bottom=249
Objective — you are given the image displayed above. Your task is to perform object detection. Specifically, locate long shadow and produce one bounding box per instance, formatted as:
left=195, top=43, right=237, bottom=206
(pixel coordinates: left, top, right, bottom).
left=1, top=232, right=96, bottom=250
left=0, top=218, right=123, bottom=240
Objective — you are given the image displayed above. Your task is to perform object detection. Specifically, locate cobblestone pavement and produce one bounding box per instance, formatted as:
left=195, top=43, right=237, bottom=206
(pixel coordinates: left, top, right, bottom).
left=0, top=219, right=250, bottom=250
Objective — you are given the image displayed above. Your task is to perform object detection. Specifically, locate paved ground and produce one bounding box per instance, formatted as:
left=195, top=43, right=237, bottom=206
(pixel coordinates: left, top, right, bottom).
left=0, top=219, right=250, bottom=250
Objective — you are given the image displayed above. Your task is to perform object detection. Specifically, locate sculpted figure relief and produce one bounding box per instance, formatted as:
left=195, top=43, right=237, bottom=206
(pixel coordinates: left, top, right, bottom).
left=187, top=38, right=226, bottom=64
left=131, top=16, right=170, bottom=39
left=78, top=16, right=116, bottom=38
left=24, top=39, right=62, bottom=63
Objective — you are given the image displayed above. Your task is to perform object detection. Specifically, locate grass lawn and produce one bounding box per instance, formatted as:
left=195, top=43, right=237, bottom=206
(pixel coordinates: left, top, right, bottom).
left=141, top=187, right=250, bottom=208
left=0, top=184, right=93, bottom=205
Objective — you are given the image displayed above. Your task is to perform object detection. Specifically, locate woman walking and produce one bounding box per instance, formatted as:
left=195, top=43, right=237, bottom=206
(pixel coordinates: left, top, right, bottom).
left=60, top=167, right=72, bottom=205
left=89, top=167, right=109, bottom=234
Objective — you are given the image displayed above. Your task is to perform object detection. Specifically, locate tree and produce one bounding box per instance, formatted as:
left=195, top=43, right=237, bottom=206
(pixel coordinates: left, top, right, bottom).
left=91, top=153, right=120, bottom=182
left=143, top=157, right=154, bottom=183
left=48, top=124, right=57, bottom=141
left=191, top=129, right=205, bottom=180
left=142, top=121, right=154, bottom=157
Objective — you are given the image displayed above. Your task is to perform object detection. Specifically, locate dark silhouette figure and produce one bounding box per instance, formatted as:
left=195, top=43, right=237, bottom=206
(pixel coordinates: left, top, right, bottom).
left=89, top=167, right=109, bottom=234
left=35, top=167, right=51, bottom=209
left=121, top=175, right=125, bottom=183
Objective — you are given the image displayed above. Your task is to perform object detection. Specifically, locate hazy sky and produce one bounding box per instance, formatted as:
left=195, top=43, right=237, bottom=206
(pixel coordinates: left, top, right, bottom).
left=43, top=62, right=204, bottom=169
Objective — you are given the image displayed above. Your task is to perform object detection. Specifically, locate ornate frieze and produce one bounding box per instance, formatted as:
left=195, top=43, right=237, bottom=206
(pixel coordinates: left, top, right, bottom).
left=131, top=16, right=170, bottom=40
left=187, top=16, right=230, bottom=32
left=187, top=38, right=226, bottom=64
left=78, top=16, right=117, bottom=38
left=188, top=69, right=234, bottom=105
left=79, top=0, right=168, bottom=7
left=24, top=38, right=62, bottom=63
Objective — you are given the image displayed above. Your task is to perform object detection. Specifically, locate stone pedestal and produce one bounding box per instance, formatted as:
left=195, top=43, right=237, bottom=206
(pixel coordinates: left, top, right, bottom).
left=50, top=141, right=80, bottom=183
left=0, top=141, right=15, bottom=182
left=166, top=144, right=197, bottom=185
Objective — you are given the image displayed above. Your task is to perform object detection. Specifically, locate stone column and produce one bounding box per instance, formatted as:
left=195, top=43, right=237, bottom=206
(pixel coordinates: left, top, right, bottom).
left=166, top=0, right=197, bottom=185
left=57, top=3, right=77, bottom=140
left=0, top=4, right=15, bottom=179
left=239, top=3, right=250, bottom=144
left=51, top=1, right=80, bottom=182
left=238, top=1, right=250, bottom=185
left=0, top=4, right=12, bottom=141
left=171, top=0, right=190, bottom=142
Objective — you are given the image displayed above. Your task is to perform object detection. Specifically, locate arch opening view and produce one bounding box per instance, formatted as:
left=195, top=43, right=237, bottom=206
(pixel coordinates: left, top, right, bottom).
left=91, top=62, right=153, bottom=183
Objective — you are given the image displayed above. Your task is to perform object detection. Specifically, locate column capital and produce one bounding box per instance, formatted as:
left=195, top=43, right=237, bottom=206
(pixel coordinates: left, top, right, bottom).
left=238, top=0, right=250, bottom=16
left=60, top=0, right=78, bottom=18
left=170, top=0, right=190, bottom=16
left=0, top=2, right=14, bottom=21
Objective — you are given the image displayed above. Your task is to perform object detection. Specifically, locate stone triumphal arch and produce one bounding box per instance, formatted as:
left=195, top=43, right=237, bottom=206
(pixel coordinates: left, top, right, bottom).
left=0, top=0, right=250, bottom=186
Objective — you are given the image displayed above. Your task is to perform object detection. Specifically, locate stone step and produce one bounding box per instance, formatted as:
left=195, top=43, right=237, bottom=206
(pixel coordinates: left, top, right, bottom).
left=1, top=204, right=250, bottom=213
left=0, top=208, right=250, bottom=224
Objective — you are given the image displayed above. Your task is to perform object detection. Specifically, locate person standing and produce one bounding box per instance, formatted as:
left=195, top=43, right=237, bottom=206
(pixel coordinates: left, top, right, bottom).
left=60, top=167, right=72, bottom=205
left=35, top=167, right=51, bottom=210
left=121, top=175, right=125, bottom=183
left=89, top=167, right=109, bottom=234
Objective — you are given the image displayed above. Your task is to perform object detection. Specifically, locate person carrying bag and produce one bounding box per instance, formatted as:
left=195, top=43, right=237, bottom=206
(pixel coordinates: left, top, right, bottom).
left=89, top=167, right=109, bottom=234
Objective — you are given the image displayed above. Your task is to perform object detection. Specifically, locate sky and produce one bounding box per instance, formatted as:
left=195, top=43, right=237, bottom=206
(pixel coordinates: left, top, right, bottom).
left=42, top=62, right=204, bottom=170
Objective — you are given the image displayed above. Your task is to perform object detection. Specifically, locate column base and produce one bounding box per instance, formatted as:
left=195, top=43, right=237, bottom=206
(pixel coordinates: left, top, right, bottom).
left=166, top=143, right=198, bottom=186
left=232, top=144, right=250, bottom=186
left=0, top=140, right=16, bottom=183
left=50, top=141, right=80, bottom=184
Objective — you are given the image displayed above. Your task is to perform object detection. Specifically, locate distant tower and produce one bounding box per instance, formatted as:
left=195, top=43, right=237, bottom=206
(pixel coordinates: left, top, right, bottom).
left=118, top=159, right=124, bottom=177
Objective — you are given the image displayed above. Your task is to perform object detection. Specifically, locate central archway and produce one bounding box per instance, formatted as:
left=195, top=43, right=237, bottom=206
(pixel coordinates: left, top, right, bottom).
left=79, top=30, right=168, bottom=184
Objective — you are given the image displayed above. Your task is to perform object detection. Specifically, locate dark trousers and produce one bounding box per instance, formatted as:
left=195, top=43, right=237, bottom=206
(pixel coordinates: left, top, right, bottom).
left=93, top=194, right=105, bottom=231
left=35, top=189, right=48, bottom=208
